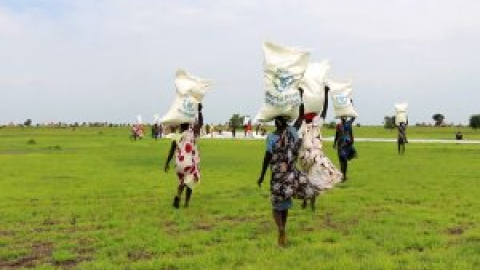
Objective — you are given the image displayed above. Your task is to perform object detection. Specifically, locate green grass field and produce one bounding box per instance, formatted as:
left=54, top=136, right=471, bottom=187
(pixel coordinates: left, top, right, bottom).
left=1, top=127, right=479, bottom=269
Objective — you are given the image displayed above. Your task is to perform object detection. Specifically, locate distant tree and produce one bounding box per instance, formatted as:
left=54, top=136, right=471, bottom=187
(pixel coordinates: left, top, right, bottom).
left=432, top=114, right=445, bottom=126
left=384, top=116, right=395, bottom=129
left=229, top=114, right=244, bottom=129
left=469, top=114, right=480, bottom=130
left=24, top=119, right=32, bottom=127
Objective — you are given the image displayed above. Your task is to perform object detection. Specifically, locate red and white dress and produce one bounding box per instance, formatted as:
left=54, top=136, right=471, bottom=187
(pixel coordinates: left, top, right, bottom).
left=174, top=129, right=201, bottom=188
left=299, top=118, right=342, bottom=190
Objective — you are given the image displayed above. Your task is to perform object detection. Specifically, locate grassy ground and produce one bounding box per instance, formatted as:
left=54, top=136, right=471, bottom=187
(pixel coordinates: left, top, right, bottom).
left=0, top=127, right=479, bottom=269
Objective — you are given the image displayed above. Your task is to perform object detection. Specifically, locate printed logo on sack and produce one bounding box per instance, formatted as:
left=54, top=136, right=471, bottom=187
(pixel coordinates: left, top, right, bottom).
left=273, top=68, right=294, bottom=93
left=182, top=99, right=194, bottom=112
left=178, top=98, right=196, bottom=118
left=333, top=94, right=349, bottom=108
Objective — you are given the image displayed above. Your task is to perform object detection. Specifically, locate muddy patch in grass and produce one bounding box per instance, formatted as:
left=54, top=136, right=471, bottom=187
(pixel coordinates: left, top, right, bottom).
left=0, top=230, right=15, bottom=237
left=322, top=212, right=358, bottom=235
left=195, top=223, right=214, bottom=231
left=163, top=221, right=179, bottom=234
left=216, top=215, right=262, bottom=223
left=446, top=226, right=465, bottom=235
left=127, top=250, right=154, bottom=261
left=0, top=242, right=53, bottom=269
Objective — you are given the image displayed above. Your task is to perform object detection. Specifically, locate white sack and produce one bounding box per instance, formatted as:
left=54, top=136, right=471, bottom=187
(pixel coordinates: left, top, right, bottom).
left=175, top=69, right=210, bottom=103
left=255, top=42, right=310, bottom=122
left=243, top=115, right=251, bottom=125
left=299, top=60, right=331, bottom=114
left=396, top=113, right=407, bottom=125
left=160, top=95, right=199, bottom=125
left=395, top=103, right=408, bottom=113
left=136, top=115, right=143, bottom=124
left=329, top=80, right=358, bottom=118
left=160, top=70, right=210, bottom=125
left=395, top=103, right=408, bottom=124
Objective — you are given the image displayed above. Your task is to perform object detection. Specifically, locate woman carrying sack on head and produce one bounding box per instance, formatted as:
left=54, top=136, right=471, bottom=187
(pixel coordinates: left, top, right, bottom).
left=298, top=85, right=343, bottom=210
left=333, top=115, right=357, bottom=182
left=395, top=120, right=408, bottom=155
left=164, top=103, right=203, bottom=208
left=257, top=88, right=319, bottom=247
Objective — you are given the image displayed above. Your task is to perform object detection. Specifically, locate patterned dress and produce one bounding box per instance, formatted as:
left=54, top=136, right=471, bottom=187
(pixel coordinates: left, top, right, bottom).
left=174, top=129, right=201, bottom=188
left=299, top=119, right=343, bottom=190
left=397, top=124, right=408, bottom=144
left=336, top=120, right=357, bottom=160
left=267, top=127, right=318, bottom=209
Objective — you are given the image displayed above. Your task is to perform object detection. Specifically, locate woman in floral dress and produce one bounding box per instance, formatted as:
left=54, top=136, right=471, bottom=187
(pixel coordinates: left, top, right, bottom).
left=257, top=88, right=319, bottom=247
left=298, top=85, right=343, bottom=210
left=164, top=103, right=203, bottom=208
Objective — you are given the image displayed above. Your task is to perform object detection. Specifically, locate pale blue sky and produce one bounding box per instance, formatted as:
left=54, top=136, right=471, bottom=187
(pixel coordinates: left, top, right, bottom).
left=1, top=0, right=479, bottom=125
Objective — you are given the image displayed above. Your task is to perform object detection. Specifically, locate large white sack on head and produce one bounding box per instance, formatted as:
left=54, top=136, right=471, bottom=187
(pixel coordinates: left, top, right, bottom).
left=395, top=103, right=408, bottom=113
left=136, top=115, right=143, bottom=124
left=299, top=60, right=331, bottom=114
left=396, top=112, right=407, bottom=124
left=175, top=69, right=210, bottom=102
left=255, top=42, right=310, bottom=122
left=329, top=80, right=358, bottom=118
left=395, top=103, right=408, bottom=124
left=160, top=95, right=199, bottom=125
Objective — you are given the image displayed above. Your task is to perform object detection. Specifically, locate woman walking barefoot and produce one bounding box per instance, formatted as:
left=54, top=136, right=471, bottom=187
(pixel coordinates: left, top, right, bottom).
left=164, top=103, right=203, bottom=208
left=298, top=85, right=343, bottom=210
left=257, top=88, right=317, bottom=247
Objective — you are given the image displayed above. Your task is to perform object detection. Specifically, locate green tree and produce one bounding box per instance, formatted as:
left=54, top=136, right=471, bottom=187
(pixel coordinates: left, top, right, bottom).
left=384, top=116, right=395, bottom=129
left=24, top=119, right=32, bottom=127
left=229, top=114, right=243, bottom=129
left=432, top=114, right=445, bottom=126
left=469, top=114, right=480, bottom=130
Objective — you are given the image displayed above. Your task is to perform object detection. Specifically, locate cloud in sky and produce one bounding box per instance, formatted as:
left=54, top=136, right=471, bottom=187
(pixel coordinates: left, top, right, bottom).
left=1, top=0, right=479, bottom=124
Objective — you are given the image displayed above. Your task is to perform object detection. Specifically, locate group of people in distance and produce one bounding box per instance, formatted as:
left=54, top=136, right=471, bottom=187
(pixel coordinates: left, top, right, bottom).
left=151, top=123, right=164, bottom=140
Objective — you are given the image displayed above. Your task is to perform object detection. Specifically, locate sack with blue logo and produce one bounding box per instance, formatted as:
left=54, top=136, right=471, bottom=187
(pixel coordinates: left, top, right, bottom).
left=255, top=42, right=310, bottom=122
left=328, top=80, right=358, bottom=118
left=160, top=70, right=210, bottom=125
left=160, top=95, right=199, bottom=125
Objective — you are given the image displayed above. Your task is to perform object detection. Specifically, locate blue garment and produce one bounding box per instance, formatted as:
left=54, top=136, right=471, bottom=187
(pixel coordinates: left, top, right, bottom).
left=266, top=126, right=298, bottom=154
left=273, top=198, right=293, bottom=210
left=340, top=120, right=354, bottom=143
left=336, top=119, right=357, bottom=160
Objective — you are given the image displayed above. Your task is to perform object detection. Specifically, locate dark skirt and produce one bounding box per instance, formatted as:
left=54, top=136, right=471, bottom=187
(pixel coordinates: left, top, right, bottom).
left=339, top=144, right=357, bottom=160
left=272, top=198, right=293, bottom=210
